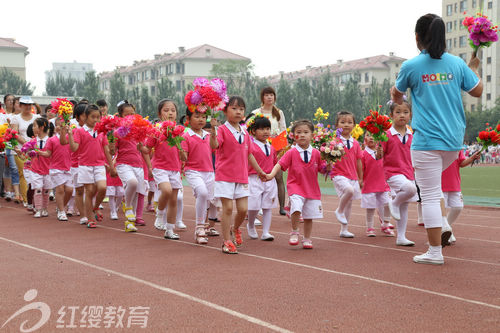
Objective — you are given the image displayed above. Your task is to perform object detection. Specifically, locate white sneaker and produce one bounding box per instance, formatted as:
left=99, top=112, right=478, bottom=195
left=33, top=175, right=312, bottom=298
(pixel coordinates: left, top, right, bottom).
left=34, top=210, right=42, bottom=218
left=449, top=233, right=456, bottom=243
left=41, top=209, right=49, bottom=217
left=261, top=233, right=275, bottom=241
left=247, top=224, right=258, bottom=239
left=99, top=204, right=104, bottom=209
left=164, top=229, right=180, bottom=240
left=335, top=209, right=347, bottom=225
left=413, top=250, right=444, bottom=265
left=339, top=230, right=354, bottom=238
left=396, top=238, right=415, bottom=246
left=254, top=218, right=262, bottom=226
left=57, top=211, right=68, bottom=221
left=154, top=217, right=163, bottom=230
left=49, top=191, right=55, bottom=201
left=175, top=221, right=187, bottom=230
left=110, top=212, right=118, bottom=220
left=161, top=223, right=167, bottom=231
left=79, top=217, right=88, bottom=225
left=388, top=200, right=400, bottom=221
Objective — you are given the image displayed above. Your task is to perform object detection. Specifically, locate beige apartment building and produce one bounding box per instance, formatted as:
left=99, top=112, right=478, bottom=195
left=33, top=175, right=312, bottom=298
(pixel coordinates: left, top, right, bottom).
left=99, top=44, right=250, bottom=97
left=264, top=53, right=405, bottom=94
left=443, top=0, right=499, bottom=111
left=0, top=38, right=29, bottom=80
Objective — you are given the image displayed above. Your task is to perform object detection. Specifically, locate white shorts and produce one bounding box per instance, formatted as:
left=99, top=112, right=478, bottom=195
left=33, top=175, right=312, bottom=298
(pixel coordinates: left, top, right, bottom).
left=106, top=185, right=125, bottom=197
left=50, top=169, right=73, bottom=187
left=361, top=191, right=391, bottom=209
left=71, top=167, right=83, bottom=188
left=289, top=194, right=323, bottom=219
left=386, top=174, right=418, bottom=202
left=185, top=170, right=215, bottom=201
left=31, top=172, right=52, bottom=190
left=248, top=174, right=278, bottom=210
left=116, top=164, right=147, bottom=195
left=148, top=180, right=156, bottom=192
left=214, top=181, right=249, bottom=200
left=333, top=176, right=361, bottom=200
left=24, top=169, right=33, bottom=185
left=78, top=165, right=107, bottom=184
left=443, top=191, right=464, bottom=209
left=152, top=168, right=182, bottom=189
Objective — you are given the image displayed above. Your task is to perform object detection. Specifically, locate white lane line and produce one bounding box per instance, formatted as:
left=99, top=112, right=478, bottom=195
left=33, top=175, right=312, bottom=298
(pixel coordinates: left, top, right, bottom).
left=0, top=236, right=293, bottom=333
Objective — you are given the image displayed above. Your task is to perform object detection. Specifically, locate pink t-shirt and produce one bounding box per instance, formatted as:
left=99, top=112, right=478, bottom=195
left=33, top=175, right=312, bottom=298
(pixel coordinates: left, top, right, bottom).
left=69, top=128, right=79, bottom=168
left=331, top=138, right=362, bottom=180
left=441, top=151, right=466, bottom=192
left=30, top=137, right=50, bottom=175
left=115, top=138, right=143, bottom=168
left=249, top=140, right=277, bottom=175
left=106, top=172, right=122, bottom=186
left=152, top=142, right=181, bottom=172
left=215, top=124, right=252, bottom=184
left=181, top=131, right=214, bottom=172
left=381, top=130, right=414, bottom=181
left=279, top=147, right=323, bottom=200
left=45, top=135, right=71, bottom=171
left=361, top=149, right=390, bottom=193
left=73, top=127, right=109, bottom=166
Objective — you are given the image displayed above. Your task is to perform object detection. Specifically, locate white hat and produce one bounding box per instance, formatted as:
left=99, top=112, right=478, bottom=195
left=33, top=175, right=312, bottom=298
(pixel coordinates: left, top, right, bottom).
left=19, top=96, right=34, bottom=104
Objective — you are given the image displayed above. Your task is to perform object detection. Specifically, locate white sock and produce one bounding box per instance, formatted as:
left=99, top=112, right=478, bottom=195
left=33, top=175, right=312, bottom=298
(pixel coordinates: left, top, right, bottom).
left=337, top=186, right=353, bottom=214
left=261, top=209, right=272, bottom=235
left=176, top=190, right=183, bottom=222
left=447, top=207, right=462, bottom=225
left=366, top=209, right=375, bottom=229
left=396, top=202, right=409, bottom=242
left=108, top=195, right=116, bottom=214
left=247, top=210, right=258, bottom=229
left=442, top=216, right=451, bottom=230
left=429, top=245, right=442, bottom=256
left=341, top=224, right=349, bottom=233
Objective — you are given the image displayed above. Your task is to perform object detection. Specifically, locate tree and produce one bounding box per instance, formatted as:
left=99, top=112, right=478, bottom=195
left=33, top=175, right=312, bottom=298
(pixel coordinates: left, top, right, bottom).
left=139, top=86, right=155, bottom=118
left=77, top=71, right=103, bottom=103
left=0, top=67, right=34, bottom=95
left=108, top=71, right=127, bottom=111
left=276, top=77, right=294, bottom=121
left=45, top=72, right=78, bottom=96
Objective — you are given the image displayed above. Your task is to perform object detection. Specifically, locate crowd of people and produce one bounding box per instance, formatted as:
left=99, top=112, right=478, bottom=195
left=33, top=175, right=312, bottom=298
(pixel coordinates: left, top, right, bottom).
left=0, top=13, right=487, bottom=265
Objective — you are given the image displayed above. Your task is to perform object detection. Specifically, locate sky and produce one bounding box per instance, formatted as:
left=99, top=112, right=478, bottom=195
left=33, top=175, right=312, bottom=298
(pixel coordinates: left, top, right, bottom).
left=1, top=0, right=442, bottom=95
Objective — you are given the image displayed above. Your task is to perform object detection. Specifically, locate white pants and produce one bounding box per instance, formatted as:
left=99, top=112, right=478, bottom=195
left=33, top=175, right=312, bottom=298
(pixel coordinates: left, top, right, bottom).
left=185, top=170, right=215, bottom=224
left=411, top=150, right=459, bottom=228
left=443, top=191, right=464, bottom=209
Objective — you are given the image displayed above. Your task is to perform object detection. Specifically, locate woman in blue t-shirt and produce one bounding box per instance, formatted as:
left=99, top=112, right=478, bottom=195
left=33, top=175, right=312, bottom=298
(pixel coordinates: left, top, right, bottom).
left=391, top=13, right=483, bottom=265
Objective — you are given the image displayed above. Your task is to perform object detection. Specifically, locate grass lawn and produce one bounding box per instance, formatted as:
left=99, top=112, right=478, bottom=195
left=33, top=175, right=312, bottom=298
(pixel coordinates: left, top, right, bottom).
left=460, top=165, right=500, bottom=198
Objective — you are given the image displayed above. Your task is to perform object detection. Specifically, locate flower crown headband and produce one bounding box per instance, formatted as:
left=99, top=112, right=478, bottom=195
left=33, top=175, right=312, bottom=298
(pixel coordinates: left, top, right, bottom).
left=245, top=113, right=269, bottom=129
left=386, top=94, right=408, bottom=106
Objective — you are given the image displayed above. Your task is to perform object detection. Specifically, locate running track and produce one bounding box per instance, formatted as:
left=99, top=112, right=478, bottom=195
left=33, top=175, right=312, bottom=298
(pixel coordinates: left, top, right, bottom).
left=1, top=191, right=499, bottom=332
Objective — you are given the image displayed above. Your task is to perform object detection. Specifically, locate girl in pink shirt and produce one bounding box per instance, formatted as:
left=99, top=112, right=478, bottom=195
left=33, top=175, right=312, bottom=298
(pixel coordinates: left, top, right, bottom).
left=30, top=118, right=55, bottom=218
left=361, top=133, right=394, bottom=237
left=332, top=111, right=363, bottom=238
left=180, top=108, right=219, bottom=244
left=267, top=120, right=325, bottom=249
left=38, top=117, right=73, bottom=221
left=380, top=102, right=417, bottom=246
left=245, top=114, right=278, bottom=241
left=441, top=150, right=480, bottom=243
left=210, top=96, right=265, bottom=254
left=67, top=104, right=115, bottom=228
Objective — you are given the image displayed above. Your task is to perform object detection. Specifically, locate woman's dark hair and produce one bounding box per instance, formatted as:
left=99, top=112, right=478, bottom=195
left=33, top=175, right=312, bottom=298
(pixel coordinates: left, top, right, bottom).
left=291, top=119, right=314, bottom=133
left=157, top=99, right=178, bottom=118
left=179, top=115, right=186, bottom=125
left=245, top=113, right=272, bottom=133
left=3, top=94, right=14, bottom=103
left=79, top=98, right=89, bottom=104
left=96, top=99, right=107, bottom=107
left=260, top=87, right=281, bottom=121
left=415, top=13, right=446, bottom=59
left=335, top=111, right=356, bottom=126
left=34, top=117, right=54, bottom=137
left=44, top=104, right=52, bottom=114
left=84, top=104, right=101, bottom=117
left=389, top=101, right=412, bottom=114
left=117, top=100, right=135, bottom=117
left=26, top=123, right=34, bottom=139
left=73, top=103, right=87, bottom=121
left=70, top=99, right=78, bottom=106
left=224, top=96, right=246, bottom=111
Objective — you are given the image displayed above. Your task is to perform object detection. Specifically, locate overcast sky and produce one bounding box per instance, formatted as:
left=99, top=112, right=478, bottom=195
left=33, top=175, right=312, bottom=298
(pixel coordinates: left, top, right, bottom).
left=2, top=0, right=442, bottom=95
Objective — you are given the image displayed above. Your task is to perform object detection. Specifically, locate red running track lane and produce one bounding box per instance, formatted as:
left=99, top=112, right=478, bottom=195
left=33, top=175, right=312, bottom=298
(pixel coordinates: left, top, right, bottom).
left=0, top=192, right=499, bottom=332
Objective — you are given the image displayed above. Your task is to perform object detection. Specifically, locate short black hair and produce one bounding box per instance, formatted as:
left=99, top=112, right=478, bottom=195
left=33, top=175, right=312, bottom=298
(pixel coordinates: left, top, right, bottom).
left=96, top=99, right=107, bottom=107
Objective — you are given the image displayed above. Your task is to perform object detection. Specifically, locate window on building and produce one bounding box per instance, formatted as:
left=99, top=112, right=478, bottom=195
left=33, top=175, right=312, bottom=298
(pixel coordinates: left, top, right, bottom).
left=459, top=53, right=467, bottom=61
left=446, top=22, right=453, bottom=32
left=176, top=80, right=181, bottom=91
left=487, top=93, right=491, bottom=100
left=160, top=67, right=163, bottom=76
left=460, top=0, right=467, bottom=11
left=471, top=104, right=475, bottom=112
left=487, top=57, right=492, bottom=64
left=447, top=4, right=453, bottom=15
left=447, top=39, right=452, bottom=50
left=487, top=75, right=491, bottom=82
left=129, top=76, right=133, bottom=85
left=364, top=88, right=370, bottom=95
left=488, top=1, right=492, bottom=9
left=169, top=64, right=173, bottom=73
left=141, top=72, right=144, bottom=81
left=176, top=63, right=181, bottom=74
left=454, top=38, right=457, bottom=48
left=395, top=63, right=399, bottom=67
left=472, top=0, right=477, bottom=8
left=151, top=86, right=156, bottom=95
left=182, top=64, right=185, bottom=74
left=459, top=36, right=468, bottom=47
left=454, top=20, right=457, bottom=30
left=145, top=71, right=149, bottom=80
left=364, top=73, right=369, bottom=83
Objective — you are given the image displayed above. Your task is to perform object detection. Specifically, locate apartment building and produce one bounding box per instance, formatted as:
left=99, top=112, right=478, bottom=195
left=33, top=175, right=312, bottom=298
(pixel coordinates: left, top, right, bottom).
left=0, top=37, right=29, bottom=80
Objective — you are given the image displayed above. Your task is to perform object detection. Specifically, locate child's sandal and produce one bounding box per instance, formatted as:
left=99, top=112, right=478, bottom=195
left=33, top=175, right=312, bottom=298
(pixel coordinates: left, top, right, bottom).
left=381, top=226, right=395, bottom=237
left=289, top=231, right=300, bottom=246
left=195, top=226, right=208, bottom=244
left=302, top=239, right=313, bottom=249
left=222, top=240, right=238, bottom=254
left=205, top=226, right=220, bottom=236
left=121, top=203, right=136, bottom=222
left=87, top=221, right=97, bottom=228
left=93, top=209, right=103, bottom=222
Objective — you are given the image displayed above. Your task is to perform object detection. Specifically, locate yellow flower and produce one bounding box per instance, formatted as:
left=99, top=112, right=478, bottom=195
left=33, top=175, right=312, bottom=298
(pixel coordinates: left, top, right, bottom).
left=0, top=123, right=8, bottom=137
left=351, top=124, right=364, bottom=140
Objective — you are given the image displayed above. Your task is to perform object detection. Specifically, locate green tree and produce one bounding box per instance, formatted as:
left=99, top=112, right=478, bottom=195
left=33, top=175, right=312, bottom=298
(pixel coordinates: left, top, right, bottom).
left=109, top=71, right=126, bottom=111
left=276, top=77, right=294, bottom=121
left=210, top=60, right=253, bottom=95
left=77, top=71, right=103, bottom=103
left=0, top=67, right=34, bottom=95
left=139, top=86, right=155, bottom=118
left=45, top=72, right=78, bottom=96
left=340, top=79, right=365, bottom=120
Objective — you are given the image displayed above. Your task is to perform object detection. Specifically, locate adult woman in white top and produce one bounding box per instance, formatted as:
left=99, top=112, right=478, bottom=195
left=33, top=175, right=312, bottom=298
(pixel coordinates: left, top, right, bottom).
left=2, top=94, right=20, bottom=201
left=251, top=87, right=287, bottom=215
left=10, top=96, right=40, bottom=204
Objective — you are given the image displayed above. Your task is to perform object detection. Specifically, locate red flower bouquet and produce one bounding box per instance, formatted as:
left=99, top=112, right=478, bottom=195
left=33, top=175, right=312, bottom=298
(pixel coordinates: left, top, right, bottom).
left=113, top=114, right=152, bottom=143
left=158, top=121, right=185, bottom=149
left=184, top=77, right=228, bottom=119
left=50, top=98, right=73, bottom=124
left=2, top=128, right=20, bottom=150
left=477, top=122, right=500, bottom=150
left=463, top=12, right=499, bottom=55
left=95, top=115, right=120, bottom=143
left=359, top=106, right=392, bottom=143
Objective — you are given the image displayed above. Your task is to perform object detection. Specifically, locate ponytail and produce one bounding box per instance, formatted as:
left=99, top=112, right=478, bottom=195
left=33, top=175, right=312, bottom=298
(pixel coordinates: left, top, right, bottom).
left=34, top=117, right=54, bottom=137
left=415, top=14, right=446, bottom=59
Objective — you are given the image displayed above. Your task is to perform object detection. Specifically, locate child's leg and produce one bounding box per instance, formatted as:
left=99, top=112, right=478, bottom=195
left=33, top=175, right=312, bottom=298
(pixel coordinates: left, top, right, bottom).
left=220, top=198, right=233, bottom=241
left=339, top=201, right=353, bottom=236
left=108, top=195, right=116, bottom=214
left=303, top=219, right=313, bottom=239
left=33, top=188, right=42, bottom=212
left=176, top=189, right=184, bottom=223
left=233, top=197, right=248, bottom=231
left=136, top=193, right=145, bottom=223
left=55, top=184, right=66, bottom=212
left=75, top=186, right=85, bottom=217
left=392, top=181, right=417, bottom=210
left=42, top=188, right=50, bottom=212
left=93, top=180, right=107, bottom=210
left=366, top=208, right=375, bottom=230
left=337, top=185, right=353, bottom=215
left=27, top=184, right=34, bottom=207
left=194, top=186, right=209, bottom=225
left=447, top=206, right=462, bottom=225
left=123, top=177, right=138, bottom=216
left=417, top=201, right=424, bottom=225
left=396, top=202, right=413, bottom=244
left=84, top=184, right=96, bottom=220
left=157, top=182, right=172, bottom=212
left=147, top=190, right=154, bottom=206
left=247, top=209, right=258, bottom=230
left=165, top=188, right=178, bottom=233
left=291, top=211, right=301, bottom=231
left=261, top=208, right=273, bottom=236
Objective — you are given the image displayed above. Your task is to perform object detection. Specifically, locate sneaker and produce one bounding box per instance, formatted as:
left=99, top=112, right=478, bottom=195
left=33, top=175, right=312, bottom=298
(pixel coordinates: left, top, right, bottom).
left=413, top=250, right=444, bottom=265
left=164, top=229, right=180, bottom=240
left=339, top=230, right=354, bottom=238
left=161, top=223, right=167, bottom=231
left=99, top=204, right=104, bottom=209
left=302, top=239, right=313, bottom=249
left=154, top=217, right=163, bottom=230
left=396, top=239, right=415, bottom=246
left=449, top=233, right=456, bottom=243
left=381, top=226, right=395, bottom=237
left=232, top=228, right=243, bottom=247
left=441, top=230, right=452, bottom=248
left=135, top=218, right=146, bottom=226
left=87, top=221, right=97, bottom=228
left=335, top=209, right=348, bottom=225
left=57, top=211, right=68, bottom=221
left=254, top=218, right=262, bottom=226
left=289, top=231, right=300, bottom=246
left=246, top=224, right=258, bottom=239
left=388, top=200, right=400, bottom=221
left=66, top=209, right=74, bottom=216
left=417, top=220, right=424, bottom=226
left=125, top=221, right=138, bottom=232
left=261, top=233, right=275, bottom=241
left=366, top=228, right=376, bottom=237
left=41, top=209, right=49, bottom=217
left=146, top=204, right=155, bottom=212
left=175, top=221, right=187, bottom=230
left=26, top=204, right=33, bottom=212
left=5, top=192, right=13, bottom=202
left=79, top=217, right=88, bottom=225
left=49, top=191, right=55, bottom=201
left=34, top=210, right=42, bottom=218
left=110, top=211, right=118, bottom=220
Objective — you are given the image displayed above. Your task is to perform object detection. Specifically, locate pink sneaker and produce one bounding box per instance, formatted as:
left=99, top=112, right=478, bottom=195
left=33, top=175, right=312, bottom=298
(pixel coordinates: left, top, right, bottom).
left=302, top=238, right=313, bottom=249
left=146, top=204, right=155, bottom=212
left=289, top=231, right=300, bottom=246
left=366, top=228, right=376, bottom=237
left=381, top=225, right=395, bottom=237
